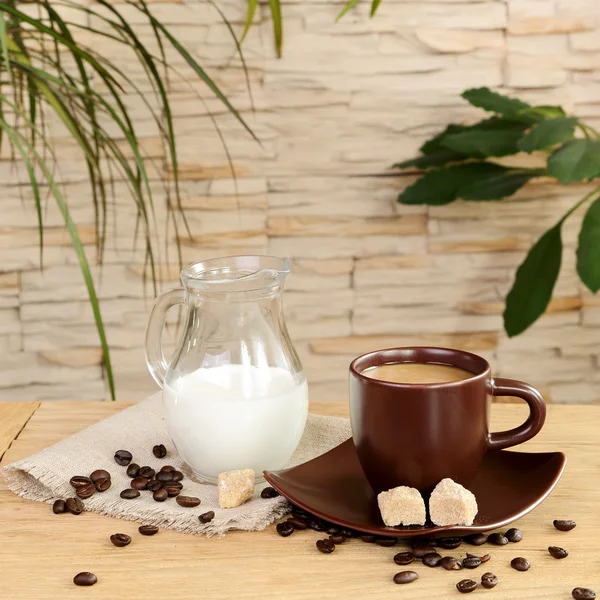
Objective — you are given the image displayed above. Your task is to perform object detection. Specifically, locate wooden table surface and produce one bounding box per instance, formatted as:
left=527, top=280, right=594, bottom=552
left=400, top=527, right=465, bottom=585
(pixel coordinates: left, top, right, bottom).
left=1, top=400, right=598, bottom=599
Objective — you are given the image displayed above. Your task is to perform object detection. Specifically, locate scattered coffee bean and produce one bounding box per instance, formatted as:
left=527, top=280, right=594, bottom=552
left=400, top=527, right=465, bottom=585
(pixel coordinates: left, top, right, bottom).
left=548, top=546, right=569, bottom=559
left=76, top=483, right=96, bottom=500
left=114, top=450, right=132, bottom=466
left=341, top=528, right=354, bottom=539
left=89, top=469, right=110, bottom=483
left=510, top=557, right=530, bottom=572
left=164, top=485, right=181, bottom=498
left=199, top=511, right=215, bottom=524
left=165, top=480, right=182, bottom=490
left=65, top=497, right=84, bottom=515
left=276, top=521, right=294, bottom=537
left=376, top=537, right=398, bottom=547
left=394, top=552, right=416, bottom=566
left=505, top=528, right=523, bottom=543
left=440, top=557, right=462, bottom=571
left=359, top=534, right=376, bottom=543
left=488, top=533, right=509, bottom=546
left=480, top=553, right=491, bottom=564
left=413, top=544, right=435, bottom=558
left=260, top=486, right=280, bottom=499
left=326, top=525, right=340, bottom=535
left=147, top=480, right=163, bottom=492
left=329, top=534, right=345, bottom=545
left=110, top=533, right=131, bottom=547
left=316, top=539, right=335, bottom=554
left=287, top=518, right=308, bottom=530
left=94, top=477, right=111, bottom=492
left=309, top=520, right=325, bottom=532
left=138, top=525, right=159, bottom=536
left=423, top=552, right=443, bottom=567
left=160, top=465, right=175, bottom=472
left=481, top=572, right=498, bottom=589
left=52, top=499, right=66, bottom=514
left=126, top=463, right=140, bottom=478
left=153, top=489, right=168, bottom=502
left=156, top=471, right=173, bottom=483
left=463, top=556, right=482, bottom=569
left=393, top=571, right=419, bottom=584
left=176, top=495, right=201, bottom=508
left=73, top=572, right=97, bottom=587
left=131, top=477, right=149, bottom=490
left=554, top=519, right=577, bottom=532
left=171, top=470, right=184, bottom=482
left=572, top=588, right=596, bottom=600
left=69, top=475, right=92, bottom=488
left=438, top=537, right=462, bottom=550
left=465, top=533, right=488, bottom=546
left=153, top=444, right=167, bottom=458
left=456, top=579, right=478, bottom=593
left=138, top=466, right=155, bottom=479
left=120, top=488, right=140, bottom=499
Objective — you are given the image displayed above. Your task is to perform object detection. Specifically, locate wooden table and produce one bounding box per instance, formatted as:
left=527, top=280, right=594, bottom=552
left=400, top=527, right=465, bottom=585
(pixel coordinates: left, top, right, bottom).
left=1, top=400, right=598, bottom=599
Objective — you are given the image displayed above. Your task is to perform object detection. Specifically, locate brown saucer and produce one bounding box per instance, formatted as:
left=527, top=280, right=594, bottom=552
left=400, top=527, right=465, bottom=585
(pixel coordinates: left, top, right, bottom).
left=264, top=440, right=566, bottom=538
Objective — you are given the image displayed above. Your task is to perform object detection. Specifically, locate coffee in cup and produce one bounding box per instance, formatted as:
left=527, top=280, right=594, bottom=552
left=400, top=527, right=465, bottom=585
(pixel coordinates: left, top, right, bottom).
left=362, top=362, right=472, bottom=384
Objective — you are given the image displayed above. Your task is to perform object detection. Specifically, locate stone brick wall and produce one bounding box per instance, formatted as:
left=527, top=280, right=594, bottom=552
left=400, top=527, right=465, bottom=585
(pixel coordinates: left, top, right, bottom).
left=2, top=0, right=600, bottom=403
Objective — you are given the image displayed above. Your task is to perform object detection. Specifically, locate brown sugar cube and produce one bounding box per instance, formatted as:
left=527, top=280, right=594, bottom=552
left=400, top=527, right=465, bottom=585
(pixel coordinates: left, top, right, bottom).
left=218, top=469, right=255, bottom=509
left=429, top=478, right=478, bottom=526
left=377, top=485, right=426, bottom=526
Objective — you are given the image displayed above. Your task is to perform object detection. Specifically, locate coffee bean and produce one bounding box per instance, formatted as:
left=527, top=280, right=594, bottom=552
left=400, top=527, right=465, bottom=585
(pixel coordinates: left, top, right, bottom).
left=126, top=463, right=140, bottom=478
left=488, top=533, right=509, bottom=545
left=147, top=480, right=163, bottom=491
left=120, top=488, right=140, bottom=499
left=260, top=486, right=280, bottom=499
left=505, top=528, right=523, bottom=543
left=131, top=477, right=149, bottom=490
left=73, top=572, right=97, bottom=586
left=76, top=483, right=96, bottom=499
left=480, top=553, right=491, bottom=564
left=160, top=465, right=175, bottom=472
left=329, top=534, right=345, bottom=545
left=481, top=572, right=498, bottom=589
left=276, top=521, right=294, bottom=537
left=438, top=537, right=462, bottom=550
left=114, top=450, right=132, bottom=466
left=139, top=466, right=155, bottom=479
left=376, top=537, right=398, bottom=547
left=171, top=470, right=184, bottom=482
left=176, top=495, right=201, bottom=508
left=164, top=485, right=181, bottom=498
left=291, top=505, right=308, bottom=518
left=394, top=552, right=416, bottom=566
left=440, top=556, right=462, bottom=571
left=456, top=579, right=478, bottom=593
left=199, top=511, right=215, bottom=524
left=309, top=520, right=325, bottom=532
left=413, top=544, right=435, bottom=558
left=287, top=518, right=308, bottom=530
left=423, top=552, right=443, bottom=567
left=548, top=546, right=569, bottom=559
left=90, top=469, right=110, bottom=483
left=65, top=497, right=84, bottom=515
left=94, top=477, right=111, bottom=492
left=153, top=489, right=168, bottom=502
left=110, top=533, right=131, bottom=547
left=156, top=471, right=174, bottom=482
left=465, top=533, right=488, bottom=546
left=69, top=475, right=92, bottom=488
left=554, top=519, right=576, bottom=532
left=165, top=480, right=182, bottom=490
left=153, top=444, right=167, bottom=458
left=510, top=557, right=530, bottom=572
left=572, top=588, right=596, bottom=600
left=326, top=525, right=340, bottom=535
left=393, top=571, right=419, bottom=584
left=316, top=539, right=335, bottom=554
left=52, top=499, right=66, bottom=514
left=359, top=534, right=376, bottom=543
left=139, top=525, right=159, bottom=536
left=340, top=528, right=354, bottom=538
left=463, top=556, right=481, bottom=569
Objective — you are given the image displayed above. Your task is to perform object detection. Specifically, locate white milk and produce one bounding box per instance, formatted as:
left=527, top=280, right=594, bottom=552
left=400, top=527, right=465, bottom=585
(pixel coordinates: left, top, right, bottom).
left=163, top=364, right=308, bottom=481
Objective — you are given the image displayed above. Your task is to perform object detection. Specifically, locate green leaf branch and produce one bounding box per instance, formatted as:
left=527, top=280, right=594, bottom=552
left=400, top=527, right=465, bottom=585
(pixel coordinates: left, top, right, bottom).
left=393, top=87, right=600, bottom=336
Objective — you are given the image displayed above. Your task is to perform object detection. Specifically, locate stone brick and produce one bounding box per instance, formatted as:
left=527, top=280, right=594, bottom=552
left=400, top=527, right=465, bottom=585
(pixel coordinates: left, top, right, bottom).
left=508, top=18, right=595, bottom=35
left=414, top=29, right=504, bottom=54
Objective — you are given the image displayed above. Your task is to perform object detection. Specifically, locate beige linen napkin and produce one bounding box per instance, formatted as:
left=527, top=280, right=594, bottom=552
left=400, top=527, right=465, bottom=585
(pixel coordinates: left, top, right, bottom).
left=1, top=392, right=351, bottom=535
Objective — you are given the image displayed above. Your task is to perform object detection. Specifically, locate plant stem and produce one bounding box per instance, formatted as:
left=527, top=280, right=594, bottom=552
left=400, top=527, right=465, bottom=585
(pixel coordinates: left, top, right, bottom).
left=560, top=184, right=600, bottom=224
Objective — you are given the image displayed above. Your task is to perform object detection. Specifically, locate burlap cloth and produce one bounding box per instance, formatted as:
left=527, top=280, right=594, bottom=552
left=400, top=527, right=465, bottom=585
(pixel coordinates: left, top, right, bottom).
left=1, top=392, right=351, bottom=535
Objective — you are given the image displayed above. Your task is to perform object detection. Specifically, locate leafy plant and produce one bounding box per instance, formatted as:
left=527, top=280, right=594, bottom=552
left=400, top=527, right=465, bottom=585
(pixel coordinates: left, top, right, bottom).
left=0, top=0, right=257, bottom=398
left=393, top=87, right=600, bottom=337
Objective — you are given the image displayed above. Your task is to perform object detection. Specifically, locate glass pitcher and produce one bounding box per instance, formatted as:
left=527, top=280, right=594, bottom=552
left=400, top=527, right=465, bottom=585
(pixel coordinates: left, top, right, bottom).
left=145, top=255, right=308, bottom=483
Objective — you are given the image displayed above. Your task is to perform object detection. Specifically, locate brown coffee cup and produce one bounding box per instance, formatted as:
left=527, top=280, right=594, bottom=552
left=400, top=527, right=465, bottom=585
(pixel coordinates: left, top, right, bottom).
left=349, top=347, right=546, bottom=494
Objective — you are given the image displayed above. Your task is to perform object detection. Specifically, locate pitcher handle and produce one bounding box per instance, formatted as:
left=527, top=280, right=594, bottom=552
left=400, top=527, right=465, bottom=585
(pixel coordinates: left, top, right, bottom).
left=145, top=288, right=186, bottom=388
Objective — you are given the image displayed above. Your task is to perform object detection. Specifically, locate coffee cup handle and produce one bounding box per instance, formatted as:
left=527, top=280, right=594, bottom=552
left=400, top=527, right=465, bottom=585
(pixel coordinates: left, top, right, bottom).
left=487, top=377, right=547, bottom=451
